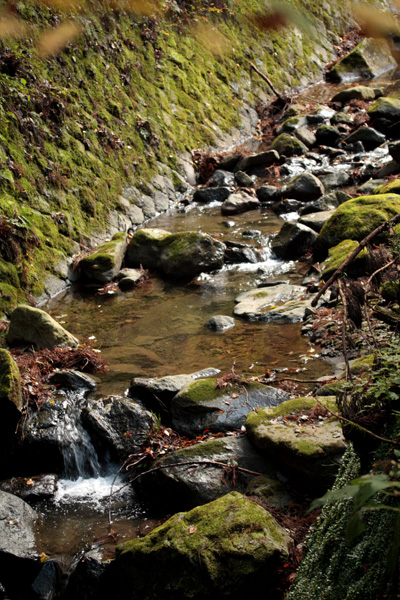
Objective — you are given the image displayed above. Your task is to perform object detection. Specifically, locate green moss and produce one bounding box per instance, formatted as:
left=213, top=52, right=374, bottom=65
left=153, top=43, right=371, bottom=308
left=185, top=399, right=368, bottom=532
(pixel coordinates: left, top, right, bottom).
left=380, top=280, right=400, bottom=302
left=320, top=239, right=369, bottom=280
left=374, top=178, right=400, bottom=195
left=316, top=194, right=400, bottom=256
left=0, top=348, right=22, bottom=411
left=181, top=378, right=224, bottom=404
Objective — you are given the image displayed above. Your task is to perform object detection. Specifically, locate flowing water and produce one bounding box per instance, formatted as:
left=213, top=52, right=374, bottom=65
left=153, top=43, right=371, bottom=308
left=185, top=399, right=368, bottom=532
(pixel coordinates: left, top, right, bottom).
left=35, top=77, right=396, bottom=567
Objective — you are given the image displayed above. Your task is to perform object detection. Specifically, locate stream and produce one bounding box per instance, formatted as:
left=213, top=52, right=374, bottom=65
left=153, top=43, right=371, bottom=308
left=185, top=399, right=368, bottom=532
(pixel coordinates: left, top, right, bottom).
left=16, top=75, right=399, bottom=577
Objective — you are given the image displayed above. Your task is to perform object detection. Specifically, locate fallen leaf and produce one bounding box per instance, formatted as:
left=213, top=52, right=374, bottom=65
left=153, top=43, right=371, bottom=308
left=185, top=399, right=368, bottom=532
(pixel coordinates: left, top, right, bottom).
left=188, top=525, right=197, bottom=534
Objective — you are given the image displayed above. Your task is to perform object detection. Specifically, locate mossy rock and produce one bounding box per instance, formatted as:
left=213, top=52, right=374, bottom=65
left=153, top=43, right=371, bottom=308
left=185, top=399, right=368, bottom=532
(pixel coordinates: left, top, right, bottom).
left=320, top=239, right=369, bottom=280
left=381, top=280, right=400, bottom=302
left=331, top=85, right=376, bottom=103
left=374, top=178, right=400, bottom=195
left=0, top=259, right=27, bottom=317
left=328, top=38, right=396, bottom=82
left=246, top=475, right=292, bottom=508
left=78, top=232, right=127, bottom=283
left=0, top=349, right=22, bottom=413
left=171, top=378, right=288, bottom=436
left=270, top=133, right=307, bottom=157
left=126, top=228, right=170, bottom=270
left=7, top=305, right=79, bottom=349
left=114, top=492, right=291, bottom=600
left=245, top=397, right=346, bottom=483
left=368, top=96, right=400, bottom=124
left=315, top=194, right=400, bottom=257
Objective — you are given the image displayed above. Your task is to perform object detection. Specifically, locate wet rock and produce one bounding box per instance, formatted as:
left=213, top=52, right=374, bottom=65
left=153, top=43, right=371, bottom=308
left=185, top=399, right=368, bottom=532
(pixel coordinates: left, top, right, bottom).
left=270, top=133, right=307, bottom=157
left=356, top=179, right=386, bottom=195
left=7, top=305, right=79, bottom=350
left=246, top=475, right=292, bottom=508
left=126, top=229, right=225, bottom=280
left=31, top=560, right=62, bottom=600
left=192, top=187, right=231, bottom=203
left=206, top=170, right=235, bottom=187
left=319, top=170, right=353, bottom=190
left=245, top=397, right=347, bottom=484
left=389, top=141, right=400, bottom=163
left=224, top=242, right=262, bottom=264
left=48, top=370, right=96, bottom=393
left=143, top=435, right=275, bottom=511
left=276, top=115, right=307, bottom=135
left=299, top=210, right=335, bottom=232
left=315, top=194, right=400, bottom=256
left=280, top=172, right=324, bottom=201
left=295, top=126, right=316, bottom=148
left=331, top=111, right=353, bottom=125
left=0, top=491, right=41, bottom=598
left=375, top=160, right=400, bottom=178
left=205, top=315, right=235, bottom=332
left=218, top=154, right=241, bottom=171
left=82, top=396, right=155, bottom=461
left=315, top=125, right=342, bottom=147
left=306, top=106, right=335, bottom=124
left=271, top=198, right=305, bottom=215
left=271, top=222, right=318, bottom=260
left=116, top=268, right=142, bottom=281
left=233, top=283, right=312, bottom=323
left=129, top=368, right=220, bottom=413
left=171, top=378, right=288, bottom=436
left=299, top=191, right=350, bottom=215
left=118, top=275, right=142, bottom=291
left=221, top=192, right=260, bottom=215
left=331, top=85, right=376, bottom=103
left=234, top=171, right=254, bottom=187
left=234, top=150, right=279, bottom=172
left=114, top=492, right=292, bottom=600
left=0, top=474, right=58, bottom=503
left=76, top=233, right=127, bottom=283
left=344, top=126, right=386, bottom=151
left=328, top=38, right=396, bottom=82
left=368, top=96, right=400, bottom=133
left=64, top=548, right=108, bottom=600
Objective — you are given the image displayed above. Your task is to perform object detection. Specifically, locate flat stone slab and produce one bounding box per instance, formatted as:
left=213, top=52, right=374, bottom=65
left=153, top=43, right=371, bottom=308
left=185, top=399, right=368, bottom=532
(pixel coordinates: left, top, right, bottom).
left=234, top=283, right=311, bottom=323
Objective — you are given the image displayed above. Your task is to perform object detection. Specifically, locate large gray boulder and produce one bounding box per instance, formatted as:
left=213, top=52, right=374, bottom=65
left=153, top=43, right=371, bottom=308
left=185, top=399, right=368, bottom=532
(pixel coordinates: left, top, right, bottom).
left=328, top=38, right=396, bottom=82
left=142, top=435, right=275, bottom=511
left=368, top=96, right=400, bottom=133
left=126, top=229, right=225, bottom=280
left=343, top=126, right=386, bottom=151
left=221, top=192, right=260, bottom=215
left=233, top=283, right=312, bottom=323
left=331, top=85, right=376, bottom=103
left=171, top=377, right=288, bottom=436
left=82, top=396, right=155, bottom=461
left=7, top=305, right=79, bottom=349
left=280, top=172, right=325, bottom=201
left=114, top=492, right=292, bottom=600
left=299, top=210, right=335, bottom=232
left=0, top=491, right=41, bottom=597
left=234, top=150, right=279, bottom=172
left=271, top=221, right=318, bottom=259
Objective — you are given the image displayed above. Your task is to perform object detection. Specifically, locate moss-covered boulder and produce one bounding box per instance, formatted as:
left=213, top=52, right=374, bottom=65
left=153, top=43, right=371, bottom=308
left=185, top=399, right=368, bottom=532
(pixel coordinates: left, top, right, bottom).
left=270, top=133, right=307, bottom=157
left=77, top=232, right=127, bottom=283
left=245, top=397, right=346, bottom=484
left=171, top=378, right=288, bottom=436
left=0, top=349, right=22, bottom=414
left=381, top=280, right=400, bottom=302
left=328, top=38, right=396, bottom=82
left=331, top=85, right=376, bottom=103
left=143, top=435, right=275, bottom=512
left=374, top=178, right=400, bottom=195
left=320, top=239, right=369, bottom=280
left=315, top=124, right=342, bottom=147
left=246, top=475, right=292, bottom=508
left=0, top=349, right=22, bottom=472
left=315, top=194, right=400, bottom=256
left=114, top=492, right=292, bottom=600
left=0, top=258, right=26, bottom=318
left=233, top=283, right=312, bottom=323
left=126, top=228, right=225, bottom=280
left=7, top=305, right=79, bottom=349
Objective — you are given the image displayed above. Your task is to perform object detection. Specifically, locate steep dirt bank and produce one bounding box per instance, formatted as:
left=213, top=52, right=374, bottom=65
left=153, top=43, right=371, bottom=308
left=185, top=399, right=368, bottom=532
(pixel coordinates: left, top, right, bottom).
left=0, top=0, right=390, bottom=315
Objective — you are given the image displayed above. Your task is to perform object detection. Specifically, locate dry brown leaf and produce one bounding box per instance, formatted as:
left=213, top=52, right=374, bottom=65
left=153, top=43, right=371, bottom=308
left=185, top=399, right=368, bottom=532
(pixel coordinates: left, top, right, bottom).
left=37, top=21, right=83, bottom=56
left=191, top=23, right=228, bottom=57
left=0, top=16, right=28, bottom=39
left=188, top=525, right=197, bottom=534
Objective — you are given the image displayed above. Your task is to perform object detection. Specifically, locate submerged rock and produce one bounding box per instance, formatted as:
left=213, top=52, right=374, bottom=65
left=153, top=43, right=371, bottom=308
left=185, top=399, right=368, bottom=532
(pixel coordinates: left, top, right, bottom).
left=114, top=492, right=292, bottom=600
left=233, top=283, right=311, bottom=323
left=171, top=378, right=288, bottom=436
left=143, top=435, right=274, bottom=511
left=7, top=305, right=79, bottom=349
left=205, top=315, right=235, bottom=332
left=245, top=397, right=347, bottom=484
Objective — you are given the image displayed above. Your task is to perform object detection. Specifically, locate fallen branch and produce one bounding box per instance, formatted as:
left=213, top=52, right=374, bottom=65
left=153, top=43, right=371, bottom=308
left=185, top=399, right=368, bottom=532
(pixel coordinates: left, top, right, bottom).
left=311, top=213, right=400, bottom=307
left=249, top=62, right=283, bottom=99
left=338, top=280, right=352, bottom=381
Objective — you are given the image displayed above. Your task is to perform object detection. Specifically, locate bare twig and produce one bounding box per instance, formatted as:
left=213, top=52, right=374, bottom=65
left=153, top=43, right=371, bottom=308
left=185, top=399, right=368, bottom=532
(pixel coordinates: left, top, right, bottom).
left=312, top=213, right=400, bottom=307
left=338, top=280, right=352, bottom=381
left=249, top=62, right=283, bottom=98
left=366, top=258, right=397, bottom=288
